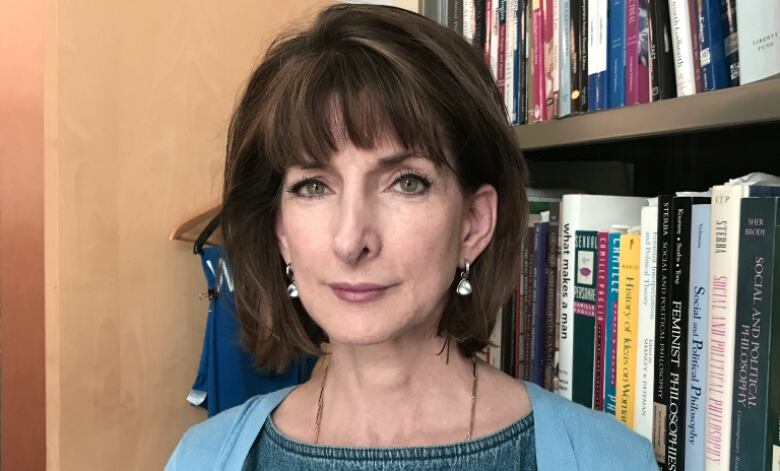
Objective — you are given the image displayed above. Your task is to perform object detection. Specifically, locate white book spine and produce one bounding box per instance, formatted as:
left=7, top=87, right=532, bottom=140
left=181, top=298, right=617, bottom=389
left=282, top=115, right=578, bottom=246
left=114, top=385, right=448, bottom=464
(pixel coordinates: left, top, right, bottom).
left=588, top=0, right=598, bottom=78
left=558, top=0, right=572, bottom=117
left=490, top=1, right=500, bottom=82
left=463, top=0, right=475, bottom=43
left=597, top=0, right=608, bottom=78
left=736, top=0, right=780, bottom=84
left=634, top=205, right=658, bottom=440
left=667, top=0, right=696, bottom=96
left=557, top=196, right=581, bottom=400
left=505, top=0, right=518, bottom=122
left=703, top=185, right=744, bottom=471
left=552, top=0, right=561, bottom=116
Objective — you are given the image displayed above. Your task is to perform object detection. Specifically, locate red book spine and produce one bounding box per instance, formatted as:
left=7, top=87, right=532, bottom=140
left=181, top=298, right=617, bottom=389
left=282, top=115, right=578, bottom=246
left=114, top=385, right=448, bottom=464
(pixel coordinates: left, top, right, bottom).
left=532, top=0, right=546, bottom=121
left=593, top=232, right=609, bottom=411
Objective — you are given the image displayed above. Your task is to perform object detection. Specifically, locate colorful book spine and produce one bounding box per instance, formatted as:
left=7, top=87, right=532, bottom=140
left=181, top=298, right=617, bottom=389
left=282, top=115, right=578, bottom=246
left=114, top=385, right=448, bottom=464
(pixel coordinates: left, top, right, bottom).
left=594, top=232, right=610, bottom=411
left=667, top=0, right=696, bottom=96
left=686, top=0, right=703, bottom=93
left=605, top=232, right=622, bottom=414
left=719, top=0, right=739, bottom=87
left=616, top=233, right=640, bottom=428
left=729, top=197, right=780, bottom=471
left=573, top=230, right=599, bottom=408
left=653, top=195, right=673, bottom=467
left=558, top=0, right=572, bottom=117
left=532, top=0, right=546, bottom=121
left=532, top=221, right=549, bottom=385
left=649, top=0, right=677, bottom=100
left=697, top=0, right=727, bottom=91
left=636, top=0, right=649, bottom=103
left=607, top=0, right=626, bottom=108
left=685, top=202, right=711, bottom=471
left=544, top=204, right=561, bottom=391
left=635, top=204, right=658, bottom=441
left=497, top=0, right=507, bottom=100
left=545, top=0, right=559, bottom=119
left=624, top=0, right=639, bottom=105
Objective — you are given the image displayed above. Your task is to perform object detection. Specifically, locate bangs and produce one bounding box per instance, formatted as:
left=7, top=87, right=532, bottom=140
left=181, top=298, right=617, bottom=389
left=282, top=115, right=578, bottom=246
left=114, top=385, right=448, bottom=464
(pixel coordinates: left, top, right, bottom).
left=256, top=40, right=454, bottom=173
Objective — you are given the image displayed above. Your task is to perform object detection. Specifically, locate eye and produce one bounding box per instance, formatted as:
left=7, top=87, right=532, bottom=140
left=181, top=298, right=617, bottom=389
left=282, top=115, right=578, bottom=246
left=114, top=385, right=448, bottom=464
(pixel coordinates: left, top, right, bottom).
left=392, top=173, right=431, bottom=195
left=289, top=178, right=329, bottom=198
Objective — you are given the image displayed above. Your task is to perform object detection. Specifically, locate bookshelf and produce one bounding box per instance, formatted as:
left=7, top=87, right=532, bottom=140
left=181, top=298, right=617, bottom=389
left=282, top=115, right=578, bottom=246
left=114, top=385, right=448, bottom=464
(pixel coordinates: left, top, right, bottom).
left=515, top=76, right=780, bottom=151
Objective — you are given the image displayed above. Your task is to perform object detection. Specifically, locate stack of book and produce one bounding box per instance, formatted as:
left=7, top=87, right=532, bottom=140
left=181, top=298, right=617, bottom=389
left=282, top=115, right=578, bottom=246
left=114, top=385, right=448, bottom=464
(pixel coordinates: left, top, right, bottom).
left=432, top=0, right=780, bottom=124
left=480, top=175, right=780, bottom=471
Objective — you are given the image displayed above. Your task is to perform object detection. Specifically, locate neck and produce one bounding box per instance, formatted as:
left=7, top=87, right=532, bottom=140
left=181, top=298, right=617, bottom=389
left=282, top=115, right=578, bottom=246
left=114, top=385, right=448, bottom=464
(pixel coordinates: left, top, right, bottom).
left=313, top=334, right=477, bottom=447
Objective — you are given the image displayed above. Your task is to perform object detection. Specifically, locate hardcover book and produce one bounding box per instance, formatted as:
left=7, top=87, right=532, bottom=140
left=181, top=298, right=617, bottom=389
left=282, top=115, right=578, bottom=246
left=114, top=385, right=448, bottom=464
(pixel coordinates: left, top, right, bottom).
left=573, top=230, right=599, bottom=407
left=616, top=233, right=641, bottom=428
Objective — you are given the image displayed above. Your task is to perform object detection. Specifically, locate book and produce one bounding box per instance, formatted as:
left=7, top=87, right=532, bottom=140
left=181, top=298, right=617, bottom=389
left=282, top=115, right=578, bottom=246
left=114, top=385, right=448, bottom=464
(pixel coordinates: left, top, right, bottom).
left=653, top=195, right=674, bottom=467
left=607, top=0, right=626, bottom=108
left=720, top=0, right=739, bottom=87
left=729, top=197, right=780, bottom=471
left=648, top=0, right=677, bottom=100
left=544, top=204, right=561, bottom=390
left=532, top=0, right=546, bottom=121
left=736, top=0, right=780, bottom=84
left=635, top=204, right=658, bottom=440
left=625, top=0, right=650, bottom=104
left=686, top=0, right=703, bottom=93
left=685, top=202, right=711, bottom=471
left=667, top=0, right=697, bottom=96
left=531, top=220, right=550, bottom=385
left=506, top=0, right=519, bottom=123
left=616, top=232, right=641, bottom=428
left=573, top=230, right=599, bottom=407
left=704, top=184, right=780, bottom=471
left=544, top=0, right=559, bottom=119
left=587, top=0, right=608, bottom=110
left=557, top=195, right=646, bottom=401
left=569, top=0, right=585, bottom=113
left=558, top=0, right=572, bottom=117
left=605, top=230, right=624, bottom=414
left=593, top=232, right=610, bottom=411
left=696, top=0, right=728, bottom=91
left=578, top=0, right=588, bottom=112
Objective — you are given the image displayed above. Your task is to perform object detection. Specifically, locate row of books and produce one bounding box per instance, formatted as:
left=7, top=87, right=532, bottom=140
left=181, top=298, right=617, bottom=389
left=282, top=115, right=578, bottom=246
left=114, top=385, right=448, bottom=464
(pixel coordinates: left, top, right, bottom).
left=479, top=175, right=780, bottom=471
left=431, top=0, right=780, bottom=124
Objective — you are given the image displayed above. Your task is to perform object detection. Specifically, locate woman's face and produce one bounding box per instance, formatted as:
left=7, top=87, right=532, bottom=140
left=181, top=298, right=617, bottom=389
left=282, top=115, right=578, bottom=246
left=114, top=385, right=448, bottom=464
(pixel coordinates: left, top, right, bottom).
left=275, top=138, right=495, bottom=347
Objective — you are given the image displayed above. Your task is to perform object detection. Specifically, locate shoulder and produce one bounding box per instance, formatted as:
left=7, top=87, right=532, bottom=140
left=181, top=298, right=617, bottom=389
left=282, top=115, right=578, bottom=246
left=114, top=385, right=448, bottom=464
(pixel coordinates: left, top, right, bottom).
left=524, top=382, right=657, bottom=471
left=164, top=386, right=297, bottom=471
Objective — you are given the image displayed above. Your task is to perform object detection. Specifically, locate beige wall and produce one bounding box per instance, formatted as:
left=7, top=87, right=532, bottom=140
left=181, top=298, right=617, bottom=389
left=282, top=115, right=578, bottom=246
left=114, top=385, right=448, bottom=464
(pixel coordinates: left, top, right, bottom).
left=44, top=1, right=330, bottom=469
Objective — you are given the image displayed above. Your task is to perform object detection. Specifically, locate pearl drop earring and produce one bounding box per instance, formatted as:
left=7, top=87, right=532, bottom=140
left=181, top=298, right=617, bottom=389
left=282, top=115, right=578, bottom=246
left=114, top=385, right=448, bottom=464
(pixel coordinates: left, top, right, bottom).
left=285, top=263, right=299, bottom=298
left=456, top=261, right=473, bottom=296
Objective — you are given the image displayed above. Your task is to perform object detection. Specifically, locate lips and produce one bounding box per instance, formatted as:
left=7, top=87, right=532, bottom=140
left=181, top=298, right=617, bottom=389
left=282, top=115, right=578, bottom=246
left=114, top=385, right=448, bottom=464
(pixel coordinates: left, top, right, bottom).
left=329, top=282, right=393, bottom=303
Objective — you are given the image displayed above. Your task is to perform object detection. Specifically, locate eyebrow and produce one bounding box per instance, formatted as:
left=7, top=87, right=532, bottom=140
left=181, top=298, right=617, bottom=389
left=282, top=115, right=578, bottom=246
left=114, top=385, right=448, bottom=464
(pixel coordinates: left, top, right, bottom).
left=298, top=150, right=416, bottom=171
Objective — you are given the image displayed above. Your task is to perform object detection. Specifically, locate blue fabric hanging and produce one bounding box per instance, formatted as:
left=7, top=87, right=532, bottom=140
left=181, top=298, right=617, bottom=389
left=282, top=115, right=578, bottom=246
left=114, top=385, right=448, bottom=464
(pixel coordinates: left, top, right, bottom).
left=188, top=246, right=317, bottom=417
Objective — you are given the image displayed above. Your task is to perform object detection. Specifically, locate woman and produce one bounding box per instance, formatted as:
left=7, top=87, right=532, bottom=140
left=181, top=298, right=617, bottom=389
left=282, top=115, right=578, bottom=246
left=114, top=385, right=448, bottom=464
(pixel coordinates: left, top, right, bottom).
left=167, top=4, right=656, bottom=470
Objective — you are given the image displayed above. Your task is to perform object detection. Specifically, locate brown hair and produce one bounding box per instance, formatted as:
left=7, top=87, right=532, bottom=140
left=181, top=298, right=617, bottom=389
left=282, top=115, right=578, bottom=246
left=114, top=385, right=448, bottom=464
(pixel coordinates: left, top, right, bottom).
left=221, top=3, right=528, bottom=373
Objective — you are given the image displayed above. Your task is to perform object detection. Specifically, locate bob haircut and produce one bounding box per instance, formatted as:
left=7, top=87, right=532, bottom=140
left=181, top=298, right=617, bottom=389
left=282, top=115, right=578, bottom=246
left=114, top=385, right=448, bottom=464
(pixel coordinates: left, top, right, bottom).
left=221, top=3, right=528, bottom=373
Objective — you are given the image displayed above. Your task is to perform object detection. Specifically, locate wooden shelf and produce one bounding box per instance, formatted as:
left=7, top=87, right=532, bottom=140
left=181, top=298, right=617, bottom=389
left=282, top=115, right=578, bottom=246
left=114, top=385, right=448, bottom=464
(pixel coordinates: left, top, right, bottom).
left=514, top=76, right=780, bottom=151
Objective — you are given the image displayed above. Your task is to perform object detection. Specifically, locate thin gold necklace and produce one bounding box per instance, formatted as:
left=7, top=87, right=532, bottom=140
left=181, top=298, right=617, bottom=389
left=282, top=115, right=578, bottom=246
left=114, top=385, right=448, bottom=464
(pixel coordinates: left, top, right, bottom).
left=314, top=355, right=478, bottom=444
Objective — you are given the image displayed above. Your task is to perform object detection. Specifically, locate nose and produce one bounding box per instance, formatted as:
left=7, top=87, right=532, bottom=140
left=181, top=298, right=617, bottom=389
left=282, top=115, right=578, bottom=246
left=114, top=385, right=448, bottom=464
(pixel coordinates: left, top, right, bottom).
left=332, top=191, right=381, bottom=265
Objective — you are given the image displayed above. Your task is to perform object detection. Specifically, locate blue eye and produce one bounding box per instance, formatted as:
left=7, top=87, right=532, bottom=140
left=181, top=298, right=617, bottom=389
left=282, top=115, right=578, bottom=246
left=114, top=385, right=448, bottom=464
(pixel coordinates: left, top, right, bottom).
left=392, top=173, right=431, bottom=195
left=289, top=178, right=329, bottom=198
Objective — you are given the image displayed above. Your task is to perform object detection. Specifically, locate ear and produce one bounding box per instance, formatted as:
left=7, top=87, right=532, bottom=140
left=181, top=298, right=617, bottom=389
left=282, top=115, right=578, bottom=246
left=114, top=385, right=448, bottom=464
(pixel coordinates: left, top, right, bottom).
left=275, top=211, right=291, bottom=264
left=459, top=184, right=498, bottom=267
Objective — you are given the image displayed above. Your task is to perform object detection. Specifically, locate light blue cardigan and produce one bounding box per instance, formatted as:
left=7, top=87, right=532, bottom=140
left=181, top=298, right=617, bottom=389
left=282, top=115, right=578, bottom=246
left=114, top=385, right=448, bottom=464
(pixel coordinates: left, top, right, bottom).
left=165, top=381, right=657, bottom=470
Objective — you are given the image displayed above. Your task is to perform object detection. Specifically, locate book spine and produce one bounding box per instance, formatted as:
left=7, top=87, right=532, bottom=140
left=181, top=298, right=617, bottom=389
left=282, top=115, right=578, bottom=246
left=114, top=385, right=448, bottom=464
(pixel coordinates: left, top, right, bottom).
left=729, top=198, right=778, bottom=471
left=519, top=0, right=528, bottom=124
left=635, top=205, right=659, bottom=440
left=558, top=0, right=572, bottom=116
left=556, top=199, right=579, bottom=401
left=667, top=0, right=696, bottom=96
left=542, top=0, right=557, bottom=119
left=719, top=0, right=739, bottom=87
left=544, top=204, right=561, bottom=391
left=506, top=0, right=518, bottom=123
left=605, top=232, right=622, bottom=414
left=573, top=230, right=599, bottom=408
left=498, top=0, right=507, bottom=99
left=570, top=0, right=583, bottom=113
left=653, top=194, right=674, bottom=468
left=769, top=203, right=780, bottom=471
left=578, top=0, right=589, bottom=112
left=491, top=1, right=501, bottom=85
left=704, top=184, right=745, bottom=471
left=608, top=0, right=626, bottom=108
left=587, top=0, right=598, bottom=110
left=524, top=224, right=536, bottom=380
left=636, top=0, right=649, bottom=102
left=596, top=0, right=609, bottom=109
left=448, top=0, right=464, bottom=34
left=594, top=232, right=610, bottom=410
left=736, top=0, right=780, bottom=84
left=625, top=0, right=639, bottom=105
left=649, top=0, right=677, bottom=100
left=666, top=197, right=701, bottom=471
left=616, top=233, right=641, bottom=429
left=501, top=295, right=515, bottom=375
left=532, top=0, right=546, bottom=121
left=550, top=0, right=560, bottom=118
left=515, top=273, right=524, bottom=378
left=685, top=203, right=711, bottom=471
left=464, top=0, right=476, bottom=43
left=686, top=0, right=703, bottom=93
left=532, top=222, right=549, bottom=385
left=697, top=0, right=727, bottom=91
left=475, top=0, right=487, bottom=50
left=484, top=0, right=493, bottom=64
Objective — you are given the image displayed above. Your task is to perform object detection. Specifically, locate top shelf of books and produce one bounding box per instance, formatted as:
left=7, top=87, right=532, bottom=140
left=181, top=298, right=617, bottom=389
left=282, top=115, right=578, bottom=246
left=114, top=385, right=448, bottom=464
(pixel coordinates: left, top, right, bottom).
left=515, top=76, right=780, bottom=151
